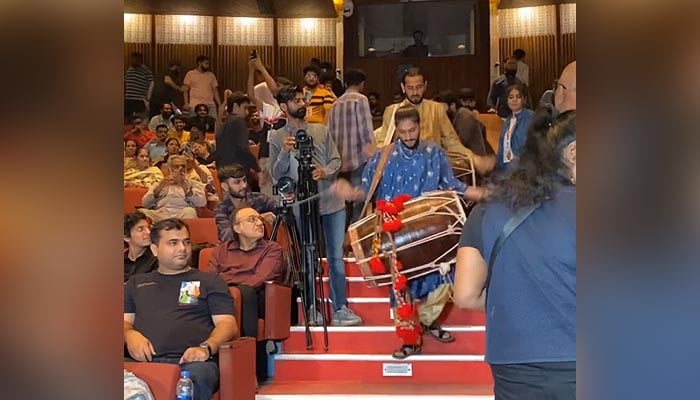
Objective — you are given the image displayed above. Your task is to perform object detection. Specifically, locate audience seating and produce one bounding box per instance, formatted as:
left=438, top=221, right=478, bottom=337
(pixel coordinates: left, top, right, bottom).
left=184, top=218, right=219, bottom=244
left=209, top=167, right=223, bottom=199
left=476, top=113, right=503, bottom=153
left=205, top=132, right=216, bottom=141
left=124, top=187, right=148, bottom=214
left=200, top=247, right=292, bottom=342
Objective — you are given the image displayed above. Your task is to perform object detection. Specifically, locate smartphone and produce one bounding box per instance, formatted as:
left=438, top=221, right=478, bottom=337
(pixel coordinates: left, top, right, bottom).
left=249, top=49, right=257, bottom=60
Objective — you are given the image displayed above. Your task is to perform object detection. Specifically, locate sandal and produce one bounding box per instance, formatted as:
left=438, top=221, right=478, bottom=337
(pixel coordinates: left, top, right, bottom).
left=423, top=323, right=455, bottom=343
left=392, top=345, right=421, bottom=359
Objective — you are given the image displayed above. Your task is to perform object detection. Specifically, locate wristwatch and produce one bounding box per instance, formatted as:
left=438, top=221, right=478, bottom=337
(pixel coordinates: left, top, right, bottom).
left=199, top=341, right=212, bottom=359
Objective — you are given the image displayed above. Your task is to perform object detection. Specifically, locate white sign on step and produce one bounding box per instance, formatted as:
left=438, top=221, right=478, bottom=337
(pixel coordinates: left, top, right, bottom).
left=382, top=363, right=413, bottom=377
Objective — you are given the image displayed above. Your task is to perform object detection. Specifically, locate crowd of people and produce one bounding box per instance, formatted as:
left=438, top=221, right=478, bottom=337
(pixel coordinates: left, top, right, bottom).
left=123, top=47, right=576, bottom=399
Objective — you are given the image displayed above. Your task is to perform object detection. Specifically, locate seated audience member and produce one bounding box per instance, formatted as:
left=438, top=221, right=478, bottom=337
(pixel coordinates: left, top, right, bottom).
left=188, top=103, right=217, bottom=133
left=184, top=122, right=207, bottom=156
left=124, top=147, right=164, bottom=188
left=140, top=155, right=206, bottom=222
left=124, top=139, right=138, bottom=170
left=123, top=212, right=157, bottom=282
left=145, top=124, right=169, bottom=164
left=169, top=115, right=191, bottom=145
left=368, top=92, right=383, bottom=118
left=214, top=164, right=277, bottom=243
left=148, top=103, right=174, bottom=132
left=124, top=218, right=237, bottom=400
left=208, top=206, right=285, bottom=382
left=458, top=88, right=480, bottom=114
left=439, top=91, right=489, bottom=156
left=184, top=154, right=219, bottom=203
left=192, top=138, right=216, bottom=167
left=155, top=137, right=182, bottom=168
left=124, top=115, right=155, bottom=148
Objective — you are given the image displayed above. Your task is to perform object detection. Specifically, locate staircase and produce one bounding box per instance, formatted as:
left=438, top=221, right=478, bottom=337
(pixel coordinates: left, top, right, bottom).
left=256, top=259, right=494, bottom=399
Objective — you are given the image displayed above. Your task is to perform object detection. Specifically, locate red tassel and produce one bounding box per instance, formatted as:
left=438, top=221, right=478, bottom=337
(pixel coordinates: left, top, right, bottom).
left=382, top=219, right=402, bottom=232
left=393, top=194, right=412, bottom=209
left=375, top=200, right=388, bottom=213
left=395, top=260, right=404, bottom=271
left=394, top=274, right=408, bottom=290
left=396, top=326, right=421, bottom=345
left=369, top=256, right=385, bottom=274
left=397, top=304, right=414, bottom=319
left=383, top=202, right=399, bottom=215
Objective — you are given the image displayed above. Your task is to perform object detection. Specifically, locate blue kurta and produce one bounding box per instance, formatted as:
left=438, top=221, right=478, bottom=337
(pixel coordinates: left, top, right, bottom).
left=361, top=140, right=467, bottom=300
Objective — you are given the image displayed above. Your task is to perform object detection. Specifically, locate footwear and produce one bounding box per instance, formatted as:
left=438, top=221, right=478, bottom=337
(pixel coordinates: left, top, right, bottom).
left=392, top=345, right=421, bottom=359
left=422, top=323, right=455, bottom=343
left=332, top=305, right=363, bottom=326
left=306, top=306, right=325, bottom=326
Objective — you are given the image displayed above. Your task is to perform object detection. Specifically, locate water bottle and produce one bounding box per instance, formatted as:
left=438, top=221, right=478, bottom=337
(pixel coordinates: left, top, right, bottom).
left=176, top=370, right=194, bottom=400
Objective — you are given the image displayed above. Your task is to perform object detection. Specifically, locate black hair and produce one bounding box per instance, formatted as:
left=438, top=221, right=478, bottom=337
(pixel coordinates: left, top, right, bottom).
left=319, top=62, right=333, bottom=71
left=394, top=105, right=420, bottom=125
left=310, top=57, right=321, bottom=65
left=194, top=103, right=209, bottom=114
left=488, top=110, right=576, bottom=210
left=303, top=65, right=321, bottom=76
left=131, top=52, right=142, bottom=59
left=226, top=91, right=250, bottom=114
left=344, top=68, right=367, bottom=87
left=124, top=211, right=151, bottom=237
left=196, top=55, right=210, bottom=63
left=150, top=218, right=189, bottom=245
left=368, top=92, right=379, bottom=99
left=165, top=137, right=181, bottom=146
left=413, top=30, right=423, bottom=36
left=505, top=83, right=529, bottom=102
left=513, top=49, right=526, bottom=59
left=401, top=67, right=424, bottom=84
left=439, top=90, right=459, bottom=107
left=155, top=124, right=169, bottom=132
left=172, top=115, right=187, bottom=123
left=218, top=164, right=247, bottom=181
left=276, top=85, right=303, bottom=105
left=130, top=114, right=144, bottom=124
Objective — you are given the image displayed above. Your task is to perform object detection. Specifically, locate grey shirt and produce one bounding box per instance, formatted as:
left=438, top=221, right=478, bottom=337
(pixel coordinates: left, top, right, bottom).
left=268, top=122, right=344, bottom=215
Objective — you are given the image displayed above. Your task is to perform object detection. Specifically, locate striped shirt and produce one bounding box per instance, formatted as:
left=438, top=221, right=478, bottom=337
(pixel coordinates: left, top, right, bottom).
left=304, top=86, right=335, bottom=124
left=327, top=90, right=374, bottom=172
left=124, top=65, right=154, bottom=101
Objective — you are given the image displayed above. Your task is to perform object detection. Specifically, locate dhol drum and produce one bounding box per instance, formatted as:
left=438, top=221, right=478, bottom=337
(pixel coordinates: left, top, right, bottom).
left=348, top=190, right=470, bottom=287
left=446, top=151, right=476, bottom=187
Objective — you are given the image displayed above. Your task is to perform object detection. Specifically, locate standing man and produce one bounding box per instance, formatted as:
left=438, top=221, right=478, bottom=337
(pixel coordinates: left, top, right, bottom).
left=183, top=55, right=221, bottom=118
left=216, top=92, right=260, bottom=179
left=149, top=61, right=184, bottom=118
left=486, top=57, right=524, bottom=118
left=439, top=91, right=489, bottom=156
left=124, top=218, right=237, bottom=400
left=269, top=86, right=362, bottom=326
left=124, top=52, right=154, bottom=119
left=302, top=65, right=335, bottom=125
left=327, top=68, right=375, bottom=225
left=375, top=67, right=484, bottom=171
left=332, top=106, right=484, bottom=358
left=402, top=30, right=429, bottom=57
left=513, top=49, right=530, bottom=86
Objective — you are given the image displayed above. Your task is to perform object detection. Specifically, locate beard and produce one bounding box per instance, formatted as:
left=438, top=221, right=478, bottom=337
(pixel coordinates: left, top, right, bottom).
left=406, top=94, right=423, bottom=105
left=400, top=136, right=420, bottom=150
left=228, top=187, right=247, bottom=199
left=291, top=108, right=307, bottom=119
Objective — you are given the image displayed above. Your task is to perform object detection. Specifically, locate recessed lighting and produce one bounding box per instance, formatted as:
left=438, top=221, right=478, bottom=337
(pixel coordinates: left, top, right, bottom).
left=368, top=47, right=376, bottom=52
left=457, top=44, right=466, bottom=49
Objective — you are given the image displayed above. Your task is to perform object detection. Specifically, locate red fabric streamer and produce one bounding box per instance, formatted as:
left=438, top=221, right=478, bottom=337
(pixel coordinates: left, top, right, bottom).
left=394, top=274, right=408, bottom=290
left=395, top=260, right=404, bottom=271
left=393, top=194, right=412, bottom=209
left=396, top=326, right=421, bottom=345
left=382, top=219, right=403, bottom=232
left=375, top=200, right=388, bottom=213
left=369, top=256, right=385, bottom=274
left=397, top=304, right=415, bottom=319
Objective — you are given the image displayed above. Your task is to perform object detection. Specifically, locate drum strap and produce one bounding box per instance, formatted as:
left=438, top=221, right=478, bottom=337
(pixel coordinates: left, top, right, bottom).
left=485, top=202, right=541, bottom=305
left=359, top=143, right=395, bottom=218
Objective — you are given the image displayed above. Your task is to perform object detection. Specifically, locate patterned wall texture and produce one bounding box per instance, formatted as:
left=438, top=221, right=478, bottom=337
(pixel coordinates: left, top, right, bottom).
left=277, top=18, right=337, bottom=47
left=498, top=5, right=557, bottom=38
left=218, top=17, right=274, bottom=46
left=155, top=15, right=214, bottom=45
left=560, top=3, right=577, bottom=35
left=124, top=13, right=151, bottom=43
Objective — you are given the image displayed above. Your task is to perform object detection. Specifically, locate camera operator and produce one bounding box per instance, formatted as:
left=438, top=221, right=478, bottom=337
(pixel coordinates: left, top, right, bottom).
left=268, top=86, right=362, bottom=327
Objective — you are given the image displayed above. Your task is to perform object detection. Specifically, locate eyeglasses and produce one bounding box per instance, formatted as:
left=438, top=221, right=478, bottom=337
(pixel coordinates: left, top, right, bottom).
left=234, top=215, right=265, bottom=225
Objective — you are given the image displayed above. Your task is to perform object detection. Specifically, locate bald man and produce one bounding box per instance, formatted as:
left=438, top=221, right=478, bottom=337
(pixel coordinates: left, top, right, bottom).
left=555, top=61, right=576, bottom=112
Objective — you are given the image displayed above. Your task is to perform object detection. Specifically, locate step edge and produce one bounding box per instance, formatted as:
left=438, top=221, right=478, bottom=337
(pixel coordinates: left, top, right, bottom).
left=257, top=396, right=493, bottom=400
left=289, top=325, right=485, bottom=333
left=275, top=354, right=486, bottom=362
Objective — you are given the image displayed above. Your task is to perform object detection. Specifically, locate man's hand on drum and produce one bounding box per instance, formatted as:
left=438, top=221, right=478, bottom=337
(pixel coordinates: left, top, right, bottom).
left=464, top=186, right=488, bottom=202
left=330, top=178, right=362, bottom=201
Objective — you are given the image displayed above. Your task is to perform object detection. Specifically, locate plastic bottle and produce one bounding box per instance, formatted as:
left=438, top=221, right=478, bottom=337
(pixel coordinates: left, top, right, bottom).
left=175, top=370, right=193, bottom=400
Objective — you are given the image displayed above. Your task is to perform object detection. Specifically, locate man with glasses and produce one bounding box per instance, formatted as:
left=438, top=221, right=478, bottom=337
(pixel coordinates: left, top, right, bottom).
left=140, top=155, right=207, bottom=222
left=208, top=206, right=285, bottom=382
left=539, top=61, right=577, bottom=115
left=214, top=164, right=277, bottom=243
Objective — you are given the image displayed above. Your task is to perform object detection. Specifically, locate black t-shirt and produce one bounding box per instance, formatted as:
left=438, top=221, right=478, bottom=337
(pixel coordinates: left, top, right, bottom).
left=124, top=269, right=234, bottom=358
left=187, top=115, right=217, bottom=133
left=259, top=118, right=286, bottom=159
left=216, top=116, right=260, bottom=172
left=123, top=248, right=158, bottom=282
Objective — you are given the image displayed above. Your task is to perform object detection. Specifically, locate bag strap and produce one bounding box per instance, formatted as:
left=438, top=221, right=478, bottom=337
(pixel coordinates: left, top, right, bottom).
left=485, top=202, right=541, bottom=299
left=359, top=143, right=395, bottom=218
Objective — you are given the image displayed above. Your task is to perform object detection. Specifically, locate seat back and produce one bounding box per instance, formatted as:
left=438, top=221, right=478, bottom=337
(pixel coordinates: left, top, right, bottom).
left=209, top=167, right=223, bottom=199
left=184, top=218, right=218, bottom=245
left=124, top=187, right=148, bottom=214
left=124, top=362, right=179, bottom=400
left=476, top=113, right=504, bottom=153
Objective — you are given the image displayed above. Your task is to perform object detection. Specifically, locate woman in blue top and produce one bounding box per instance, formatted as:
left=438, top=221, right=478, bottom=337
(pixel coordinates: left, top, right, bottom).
left=454, top=111, right=576, bottom=400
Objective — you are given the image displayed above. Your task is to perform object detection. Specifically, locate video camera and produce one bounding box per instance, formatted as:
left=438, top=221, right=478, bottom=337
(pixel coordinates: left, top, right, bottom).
left=293, top=129, right=314, bottom=165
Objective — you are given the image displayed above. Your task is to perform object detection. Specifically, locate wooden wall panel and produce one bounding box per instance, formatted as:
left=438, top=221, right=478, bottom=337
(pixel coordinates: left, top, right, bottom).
left=499, top=35, right=558, bottom=105
left=124, top=43, right=153, bottom=71
left=277, top=46, right=336, bottom=84
left=561, top=32, right=576, bottom=66
left=215, top=46, right=274, bottom=93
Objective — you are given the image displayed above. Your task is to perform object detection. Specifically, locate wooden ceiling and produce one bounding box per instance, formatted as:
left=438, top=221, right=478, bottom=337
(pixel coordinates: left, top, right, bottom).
left=123, top=0, right=337, bottom=18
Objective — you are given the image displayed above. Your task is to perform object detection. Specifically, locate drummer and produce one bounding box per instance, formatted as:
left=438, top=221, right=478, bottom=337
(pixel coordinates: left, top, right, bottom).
left=332, top=105, right=485, bottom=359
